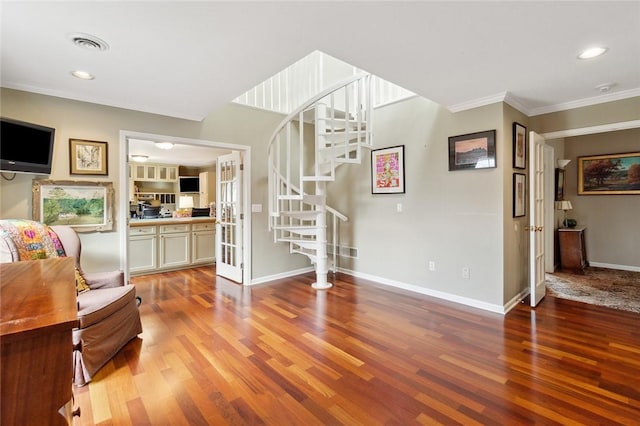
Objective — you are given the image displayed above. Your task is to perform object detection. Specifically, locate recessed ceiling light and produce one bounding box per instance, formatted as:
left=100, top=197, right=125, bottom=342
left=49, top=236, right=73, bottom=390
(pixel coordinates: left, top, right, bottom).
left=71, top=70, right=95, bottom=80
left=595, top=82, right=616, bottom=93
left=130, top=155, right=149, bottom=162
left=156, top=142, right=174, bottom=150
left=578, top=47, right=608, bottom=60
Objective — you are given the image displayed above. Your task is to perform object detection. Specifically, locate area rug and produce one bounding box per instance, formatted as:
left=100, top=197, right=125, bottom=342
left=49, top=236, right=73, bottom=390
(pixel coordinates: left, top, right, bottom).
left=545, top=267, right=640, bottom=314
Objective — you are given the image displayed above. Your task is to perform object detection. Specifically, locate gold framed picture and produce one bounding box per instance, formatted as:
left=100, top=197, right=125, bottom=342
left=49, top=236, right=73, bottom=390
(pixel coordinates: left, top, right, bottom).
left=69, top=139, right=108, bottom=175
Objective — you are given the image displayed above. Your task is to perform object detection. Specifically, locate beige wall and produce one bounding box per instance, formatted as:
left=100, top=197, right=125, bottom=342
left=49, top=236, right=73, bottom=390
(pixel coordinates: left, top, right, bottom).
left=563, top=128, right=640, bottom=269
left=502, top=104, right=530, bottom=304
left=530, top=97, right=640, bottom=133
left=0, top=88, right=310, bottom=277
left=329, top=97, right=507, bottom=308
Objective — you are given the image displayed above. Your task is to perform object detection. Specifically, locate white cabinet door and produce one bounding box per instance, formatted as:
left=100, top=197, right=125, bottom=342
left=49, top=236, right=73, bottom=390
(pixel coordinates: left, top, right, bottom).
left=158, top=165, right=178, bottom=182
left=129, top=226, right=157, bottom=274
left=192, top=223, right=215, bottom=264
left=159, top=224, right=190, bottom=269
left=199, top=171, right=215, bottom=208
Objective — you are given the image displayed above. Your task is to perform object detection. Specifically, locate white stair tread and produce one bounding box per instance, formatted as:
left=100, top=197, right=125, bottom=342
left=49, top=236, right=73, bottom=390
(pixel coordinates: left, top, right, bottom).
left=280, top=210, right=321, bottom=219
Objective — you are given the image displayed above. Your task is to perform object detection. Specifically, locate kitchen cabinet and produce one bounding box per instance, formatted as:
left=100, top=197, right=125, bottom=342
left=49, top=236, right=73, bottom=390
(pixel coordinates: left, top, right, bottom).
left=192, top=222, right=216, bottom=264
left=129, top=219, right=216, bottom=275
left=130, top=163, right=178, bottom=182
left=159, top=224, right=190, bottom=269
left=129, top=226, right=157, bottom=273
left=158, top=165, right=178, bottom=182
left=131, top=163, right=157, bottom=181
left=199, top=171, right=216, bottom=208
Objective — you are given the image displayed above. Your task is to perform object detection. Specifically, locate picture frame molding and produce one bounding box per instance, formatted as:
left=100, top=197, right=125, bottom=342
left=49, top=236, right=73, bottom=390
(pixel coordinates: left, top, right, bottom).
left=578, top=151, right=640, bottom=195
left=448, top=130, right=497, bottom=171
left=32, top=180, right=114, bottom=232
left=371, top=145, right=406, bottom=194
left=513, top=122, right=527, bottom=169
left=69, top=138, right=108, bottom=176
left=513, top=173, right=526, bottom=217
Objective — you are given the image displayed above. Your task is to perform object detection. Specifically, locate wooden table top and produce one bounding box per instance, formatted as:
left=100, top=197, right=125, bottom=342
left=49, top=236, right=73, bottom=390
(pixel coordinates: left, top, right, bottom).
left=1, top=257, right=77, bottom=340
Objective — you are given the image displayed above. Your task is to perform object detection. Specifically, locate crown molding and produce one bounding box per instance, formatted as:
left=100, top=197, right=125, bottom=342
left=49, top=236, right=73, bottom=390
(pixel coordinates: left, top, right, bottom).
left=447, top=88, right=640, bottom=117
left=446, top=92, right=508, bottom=114
left=528, top=88, right=640, bottom=117
left=541, top=119, right=640, bottom=140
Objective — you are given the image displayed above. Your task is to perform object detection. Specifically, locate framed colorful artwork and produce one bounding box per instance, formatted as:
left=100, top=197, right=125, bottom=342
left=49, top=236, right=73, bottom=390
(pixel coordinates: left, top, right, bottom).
left=371, top=145, right=405, bottom=194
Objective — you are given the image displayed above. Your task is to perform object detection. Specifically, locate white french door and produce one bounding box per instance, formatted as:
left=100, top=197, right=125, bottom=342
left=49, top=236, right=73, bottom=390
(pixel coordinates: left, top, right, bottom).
left=216, top=151, right=243, bottom=283
left=529, top=131, right=546, bottom=307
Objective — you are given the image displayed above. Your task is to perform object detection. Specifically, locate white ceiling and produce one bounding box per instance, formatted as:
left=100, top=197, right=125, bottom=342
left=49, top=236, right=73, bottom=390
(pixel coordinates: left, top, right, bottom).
left=2, top=1, right=639, bottom=123
left=127, top=138, right=230, bottom=167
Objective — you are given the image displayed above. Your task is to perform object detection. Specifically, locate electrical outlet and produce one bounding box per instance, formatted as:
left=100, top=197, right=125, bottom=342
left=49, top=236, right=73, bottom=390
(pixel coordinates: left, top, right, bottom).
left=428, top=261, right=435, bottom=271
left=462, top=266, right=470, bottom=279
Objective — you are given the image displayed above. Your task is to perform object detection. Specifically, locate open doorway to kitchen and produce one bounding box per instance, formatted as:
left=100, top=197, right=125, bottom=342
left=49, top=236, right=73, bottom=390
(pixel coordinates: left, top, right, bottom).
left=118, top=130, right=252, bottom=284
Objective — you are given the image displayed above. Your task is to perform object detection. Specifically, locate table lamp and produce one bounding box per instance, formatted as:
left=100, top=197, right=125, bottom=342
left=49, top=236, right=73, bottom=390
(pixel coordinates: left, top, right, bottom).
left=555, top=200, right=573, bottom=228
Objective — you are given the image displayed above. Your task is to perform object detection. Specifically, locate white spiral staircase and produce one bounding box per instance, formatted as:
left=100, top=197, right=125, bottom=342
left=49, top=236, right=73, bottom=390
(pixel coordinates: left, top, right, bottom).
left=268, top=73, right=373, bottom=289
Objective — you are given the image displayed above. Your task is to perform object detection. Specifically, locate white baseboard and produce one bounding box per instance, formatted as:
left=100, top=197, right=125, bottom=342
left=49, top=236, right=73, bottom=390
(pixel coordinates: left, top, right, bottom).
left=337, top=268, right=508, bottom=315
left=249, top=266, right=314, bottom=285
left=504, top=288, right=530, bottom=313
left=588, top=262, right=640, bottom=272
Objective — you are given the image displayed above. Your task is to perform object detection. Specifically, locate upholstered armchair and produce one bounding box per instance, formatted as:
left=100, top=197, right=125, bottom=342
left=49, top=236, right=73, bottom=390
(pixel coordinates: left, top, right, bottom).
left=0, top=220, right=142, bottom=386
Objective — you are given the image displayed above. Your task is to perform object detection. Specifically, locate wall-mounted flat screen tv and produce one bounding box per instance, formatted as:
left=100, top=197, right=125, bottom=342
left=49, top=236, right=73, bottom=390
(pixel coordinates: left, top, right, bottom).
left=179, top=176, right=200, bottom=193
left=0, top=118, right=56, bottom=175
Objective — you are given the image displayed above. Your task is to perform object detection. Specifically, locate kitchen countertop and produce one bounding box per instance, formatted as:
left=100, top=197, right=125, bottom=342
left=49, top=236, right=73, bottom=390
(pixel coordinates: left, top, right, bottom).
left=129, top=217, right=216, bottom=227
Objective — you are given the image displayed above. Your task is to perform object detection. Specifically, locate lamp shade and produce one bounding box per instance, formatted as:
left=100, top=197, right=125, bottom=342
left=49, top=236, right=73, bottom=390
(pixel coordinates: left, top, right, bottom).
left=555, top=200, right=572, bottom=211
left=556, top=159, right=571, bottom=169
left=179, top=195, right=194, bottom=209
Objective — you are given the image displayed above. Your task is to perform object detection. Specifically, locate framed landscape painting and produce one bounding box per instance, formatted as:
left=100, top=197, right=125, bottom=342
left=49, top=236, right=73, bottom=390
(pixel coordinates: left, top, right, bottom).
left=32, top=180, right=114, bottom=232
left=578, top=152, right=640, bottom=195
left=448, top=130, right=496, bottom=171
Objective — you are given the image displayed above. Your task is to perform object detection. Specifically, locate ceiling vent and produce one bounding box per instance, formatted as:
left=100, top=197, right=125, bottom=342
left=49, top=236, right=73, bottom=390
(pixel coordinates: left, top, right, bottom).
left=69, top=33, right=109, bottom=51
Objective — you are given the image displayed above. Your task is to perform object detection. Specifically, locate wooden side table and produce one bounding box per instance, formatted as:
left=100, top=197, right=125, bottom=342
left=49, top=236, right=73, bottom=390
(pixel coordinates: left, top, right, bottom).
left=558, top=227, right=588, bottom=274
left=1, top=257, right=78, bottom=425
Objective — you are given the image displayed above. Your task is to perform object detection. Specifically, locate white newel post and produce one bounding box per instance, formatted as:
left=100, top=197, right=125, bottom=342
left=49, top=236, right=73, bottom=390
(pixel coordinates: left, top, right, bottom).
left=312, top=180, right=331, bottom=289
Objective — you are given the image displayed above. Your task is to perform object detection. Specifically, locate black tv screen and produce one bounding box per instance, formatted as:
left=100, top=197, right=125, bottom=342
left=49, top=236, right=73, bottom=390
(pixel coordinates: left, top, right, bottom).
left=0, top=118, right=56, bottom=174
left=179, top=176, right=200, bottom=193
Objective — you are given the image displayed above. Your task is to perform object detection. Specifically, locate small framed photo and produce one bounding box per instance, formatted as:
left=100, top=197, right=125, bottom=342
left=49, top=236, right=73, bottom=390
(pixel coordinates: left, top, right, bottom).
left=513, top=173, right=526, bottom=217
left=371, top=145, right=405, bottom=194
left=69, top=139, right=108, bottom=175
left=555, top=168, right=565, bottom=201
left=448, top=130, right=496, bottom=171
left=513, top=122, right=527, bottom=169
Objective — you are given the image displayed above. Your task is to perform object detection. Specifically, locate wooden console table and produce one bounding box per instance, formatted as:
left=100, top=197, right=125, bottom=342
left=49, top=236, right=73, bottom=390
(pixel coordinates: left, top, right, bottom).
left=558, top=227, right=588, bottom=274
left=1, top=257, right=78, bottom=425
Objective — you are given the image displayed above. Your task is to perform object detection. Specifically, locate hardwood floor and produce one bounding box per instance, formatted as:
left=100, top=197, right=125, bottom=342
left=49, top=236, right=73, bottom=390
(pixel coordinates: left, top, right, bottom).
left=73, top=266, right=640, bottom=425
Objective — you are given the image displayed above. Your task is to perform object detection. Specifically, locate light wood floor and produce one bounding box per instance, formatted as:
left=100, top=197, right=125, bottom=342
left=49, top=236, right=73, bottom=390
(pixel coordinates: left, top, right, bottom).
left=74, top=266, right=640, bottom=425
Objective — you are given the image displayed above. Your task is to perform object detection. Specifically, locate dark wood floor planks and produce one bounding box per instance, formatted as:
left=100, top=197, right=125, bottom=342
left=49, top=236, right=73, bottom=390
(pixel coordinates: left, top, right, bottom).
left=73, top=267, right=640, bottom=425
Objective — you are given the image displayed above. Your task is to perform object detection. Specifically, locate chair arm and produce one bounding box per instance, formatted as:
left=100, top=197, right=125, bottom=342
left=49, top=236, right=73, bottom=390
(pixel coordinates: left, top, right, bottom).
left=84, top=270, right=125, bottom=289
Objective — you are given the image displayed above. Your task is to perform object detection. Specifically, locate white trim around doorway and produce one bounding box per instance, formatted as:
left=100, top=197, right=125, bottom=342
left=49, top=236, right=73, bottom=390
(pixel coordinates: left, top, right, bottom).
left=118, top=130, right=252, bottom=285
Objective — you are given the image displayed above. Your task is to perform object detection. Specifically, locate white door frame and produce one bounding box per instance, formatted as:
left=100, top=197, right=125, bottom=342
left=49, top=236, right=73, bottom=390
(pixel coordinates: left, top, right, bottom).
left=543, top=145, right=555, bottom=273
left=118, top=130, right=252, bottom=285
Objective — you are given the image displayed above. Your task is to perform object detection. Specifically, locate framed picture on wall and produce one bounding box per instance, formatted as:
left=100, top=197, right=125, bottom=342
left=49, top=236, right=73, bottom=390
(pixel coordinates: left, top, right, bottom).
left=555, top=168, right=565, bottom=200
left=371, top=145, right=405, bottom=194
left=513, top=122, right=526, bottom=169
left=32, top=180, right=114, bottom=232
left=578, top=152, right=640, bottom=195
left=448, top=130, right=496, bottom=171
left=69, top=139, right=108, bottom=175
left=513, top=173, right=526, bottom=217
